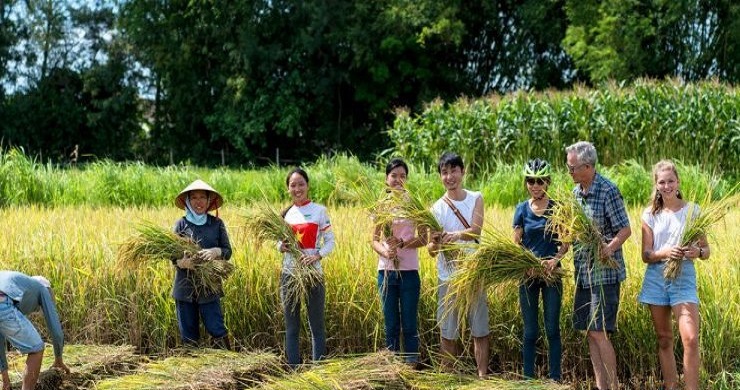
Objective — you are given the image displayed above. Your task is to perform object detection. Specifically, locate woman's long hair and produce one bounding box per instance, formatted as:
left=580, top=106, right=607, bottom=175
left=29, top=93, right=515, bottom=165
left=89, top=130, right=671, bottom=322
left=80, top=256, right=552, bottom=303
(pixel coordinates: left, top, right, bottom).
left=650, top=160, right=682, bottom=215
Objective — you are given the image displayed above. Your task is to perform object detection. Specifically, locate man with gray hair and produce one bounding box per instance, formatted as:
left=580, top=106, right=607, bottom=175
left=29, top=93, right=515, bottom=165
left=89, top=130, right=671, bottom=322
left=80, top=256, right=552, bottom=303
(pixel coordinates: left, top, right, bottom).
left=565, top=141, right=631, bottom=390
left=0, top=271, right=70, bottom=390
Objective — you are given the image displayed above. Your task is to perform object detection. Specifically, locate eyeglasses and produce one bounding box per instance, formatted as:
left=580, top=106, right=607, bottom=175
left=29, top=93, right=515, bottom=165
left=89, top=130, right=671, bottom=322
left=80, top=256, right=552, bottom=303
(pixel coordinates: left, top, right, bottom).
left=567, top=163, right=587, bottom=173
left=526, top=177, right=547, bottom=185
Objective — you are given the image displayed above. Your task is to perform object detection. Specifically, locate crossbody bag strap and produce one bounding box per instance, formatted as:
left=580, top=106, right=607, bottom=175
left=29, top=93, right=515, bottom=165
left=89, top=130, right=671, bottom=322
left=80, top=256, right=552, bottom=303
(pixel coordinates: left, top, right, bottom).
left=442, top=196, right=471, bottom=228
left=442, top=196, right=480, bottom=244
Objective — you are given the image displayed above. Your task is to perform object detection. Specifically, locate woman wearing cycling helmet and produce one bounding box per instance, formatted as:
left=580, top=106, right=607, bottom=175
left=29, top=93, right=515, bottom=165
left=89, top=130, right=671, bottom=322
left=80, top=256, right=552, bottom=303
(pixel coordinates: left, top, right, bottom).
left=512, top=159, right=568, bottom=381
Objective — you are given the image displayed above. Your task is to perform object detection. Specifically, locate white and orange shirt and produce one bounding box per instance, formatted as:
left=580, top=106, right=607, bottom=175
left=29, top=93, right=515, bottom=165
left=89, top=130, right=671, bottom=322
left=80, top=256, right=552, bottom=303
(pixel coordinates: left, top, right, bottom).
left=281, top=201, right=335, bottom=273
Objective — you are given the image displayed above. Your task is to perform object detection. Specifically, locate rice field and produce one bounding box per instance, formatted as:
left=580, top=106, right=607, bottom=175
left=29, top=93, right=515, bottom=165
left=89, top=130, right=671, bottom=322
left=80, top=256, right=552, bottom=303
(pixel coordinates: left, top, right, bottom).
left=1, top=205, right=738, bottom=389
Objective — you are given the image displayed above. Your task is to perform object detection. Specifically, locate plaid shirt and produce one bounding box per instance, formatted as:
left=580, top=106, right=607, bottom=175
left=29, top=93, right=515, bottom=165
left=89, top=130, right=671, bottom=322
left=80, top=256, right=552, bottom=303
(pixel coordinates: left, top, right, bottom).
left=573, top=173, right=630, bottom=288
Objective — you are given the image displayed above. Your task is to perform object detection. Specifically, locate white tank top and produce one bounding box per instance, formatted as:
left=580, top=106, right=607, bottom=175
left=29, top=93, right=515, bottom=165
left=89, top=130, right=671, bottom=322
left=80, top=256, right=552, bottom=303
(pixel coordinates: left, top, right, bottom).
left=430, top=189, right=481, bottom=281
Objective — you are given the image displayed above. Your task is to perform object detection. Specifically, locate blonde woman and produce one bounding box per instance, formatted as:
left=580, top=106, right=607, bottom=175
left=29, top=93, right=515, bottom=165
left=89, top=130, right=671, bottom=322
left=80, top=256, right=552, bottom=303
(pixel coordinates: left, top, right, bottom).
left=639, top=160, right=709, bottom=390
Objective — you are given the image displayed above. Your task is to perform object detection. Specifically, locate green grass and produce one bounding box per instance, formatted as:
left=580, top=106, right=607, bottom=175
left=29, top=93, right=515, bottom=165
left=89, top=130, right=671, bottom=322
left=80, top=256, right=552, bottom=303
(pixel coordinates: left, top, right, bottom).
left=0, top=148, right=736, bottom=210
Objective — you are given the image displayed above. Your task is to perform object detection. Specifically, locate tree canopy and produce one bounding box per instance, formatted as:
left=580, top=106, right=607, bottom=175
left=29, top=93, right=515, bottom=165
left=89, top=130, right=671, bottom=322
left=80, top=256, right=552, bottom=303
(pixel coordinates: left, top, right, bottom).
left=0, top=0, right=737, bottom=166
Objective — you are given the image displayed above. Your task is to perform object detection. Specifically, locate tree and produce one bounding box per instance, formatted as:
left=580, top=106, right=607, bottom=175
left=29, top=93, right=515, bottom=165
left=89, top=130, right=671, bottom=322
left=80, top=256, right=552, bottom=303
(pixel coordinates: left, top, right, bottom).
left=563, top=0, right=739, bottom=82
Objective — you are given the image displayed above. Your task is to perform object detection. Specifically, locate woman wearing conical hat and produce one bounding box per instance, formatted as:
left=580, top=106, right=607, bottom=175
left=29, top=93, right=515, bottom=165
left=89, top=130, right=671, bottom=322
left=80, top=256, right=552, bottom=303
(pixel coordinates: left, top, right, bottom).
left=172, top=179, right=233, bottom=349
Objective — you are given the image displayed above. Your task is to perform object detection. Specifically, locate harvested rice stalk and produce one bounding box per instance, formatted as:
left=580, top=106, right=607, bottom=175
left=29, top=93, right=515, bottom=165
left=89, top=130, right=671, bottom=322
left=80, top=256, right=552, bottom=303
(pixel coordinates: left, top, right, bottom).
left=261, top=351, right=407, bottom=390
left=664, top=192, right=739, bottom=280
left=244, top=202, right=303, bottom=259
left=546, top=190, right=617, bottom=269
left=401, top=369, right=570, bottom=390
left=192, top=259, right=235, bottom=295
left=117, top=222, right=233, bottom=297
left=117, top=221, right=200, bottom=266
left=382, top=188, right=442, bottom=233
left=244, top=202, right=323, bottom=310
left=446, top=227, right=565, bottom=323
left=95, top=349, right=280, bottom=390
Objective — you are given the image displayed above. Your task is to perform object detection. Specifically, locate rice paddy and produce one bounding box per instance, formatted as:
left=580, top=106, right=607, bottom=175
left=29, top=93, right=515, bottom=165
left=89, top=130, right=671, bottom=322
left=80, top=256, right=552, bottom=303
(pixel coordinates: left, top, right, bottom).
left=0, top=204, right=738, bottom=389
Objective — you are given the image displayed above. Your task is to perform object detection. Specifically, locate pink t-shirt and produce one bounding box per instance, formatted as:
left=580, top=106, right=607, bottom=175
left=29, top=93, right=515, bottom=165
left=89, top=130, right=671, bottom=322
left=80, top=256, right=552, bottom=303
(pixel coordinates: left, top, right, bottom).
left=377, top=218, right=419, bottom=271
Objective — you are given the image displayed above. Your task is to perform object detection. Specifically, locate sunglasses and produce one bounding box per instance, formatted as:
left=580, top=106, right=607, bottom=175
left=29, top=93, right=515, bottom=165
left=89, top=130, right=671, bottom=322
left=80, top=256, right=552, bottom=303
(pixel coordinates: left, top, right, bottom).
left=526, top=177, right=547, bottom=185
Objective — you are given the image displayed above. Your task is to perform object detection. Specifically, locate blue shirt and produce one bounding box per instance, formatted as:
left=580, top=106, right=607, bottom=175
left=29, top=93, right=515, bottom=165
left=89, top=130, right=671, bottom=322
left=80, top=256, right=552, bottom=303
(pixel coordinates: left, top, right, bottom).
left=0, top=271, right=64, bottom=371
left=573, top=173, right=630, bottom=288
left=172, top=215, right=232, bottom=303
left=512, top=199, right=559, bottom=259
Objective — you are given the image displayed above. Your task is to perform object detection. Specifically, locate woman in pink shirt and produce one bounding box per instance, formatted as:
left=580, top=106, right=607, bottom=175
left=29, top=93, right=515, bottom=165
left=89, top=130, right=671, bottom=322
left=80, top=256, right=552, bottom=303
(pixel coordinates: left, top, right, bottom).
left=371, top=158, right=426, bottom=364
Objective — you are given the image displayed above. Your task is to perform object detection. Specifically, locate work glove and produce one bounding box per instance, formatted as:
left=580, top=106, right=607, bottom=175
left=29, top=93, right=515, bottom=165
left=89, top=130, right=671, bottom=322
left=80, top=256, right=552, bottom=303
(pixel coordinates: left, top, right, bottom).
left=198, top=247, right=222, bottom=261
left=176, top=252, right=195, bottom=270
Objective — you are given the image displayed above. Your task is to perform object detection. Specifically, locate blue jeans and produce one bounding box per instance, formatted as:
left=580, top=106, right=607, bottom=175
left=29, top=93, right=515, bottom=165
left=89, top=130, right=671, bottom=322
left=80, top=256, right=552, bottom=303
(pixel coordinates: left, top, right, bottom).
left=519, top=279, right=562, bottom=380
left=175, top=298, right=228, bottom=345
left=281, top=273, right=326, bottom=367
left=0, top=295, right=45, bottom=354
left=378, top=270, right=420, bottom=363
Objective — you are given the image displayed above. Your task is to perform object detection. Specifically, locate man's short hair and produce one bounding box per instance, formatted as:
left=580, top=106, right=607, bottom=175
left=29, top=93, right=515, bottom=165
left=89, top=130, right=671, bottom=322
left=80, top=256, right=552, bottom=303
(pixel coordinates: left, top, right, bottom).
left=437, top=152, right=465, bottom=173
left=565, top=141, right=598, bottom=166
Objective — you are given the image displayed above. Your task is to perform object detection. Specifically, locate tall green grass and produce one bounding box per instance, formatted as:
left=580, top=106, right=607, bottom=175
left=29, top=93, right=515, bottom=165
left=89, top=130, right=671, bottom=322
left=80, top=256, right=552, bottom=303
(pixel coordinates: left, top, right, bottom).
left=0, top=148, right=735, bottom=208
left=1, top=205, right=737, bottom=388
left=389, top=79, right=740, bottom=177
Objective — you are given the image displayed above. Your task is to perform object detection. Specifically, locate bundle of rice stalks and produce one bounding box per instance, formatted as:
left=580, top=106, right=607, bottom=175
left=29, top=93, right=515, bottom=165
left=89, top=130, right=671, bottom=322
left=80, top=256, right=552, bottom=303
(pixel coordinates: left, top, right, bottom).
left=117, top=222, right=233, bottom=296
left=664, top=192, right=740, bottom=280
left=373, top=188, right=446, bottom=267
left=261, top=351, right=407, bottom=390
left=340, top=179, right=400, bottom=268
left=545, top=191, right=618, bottom=269
left=192, top=259, right=235, bottom=295
left=117, top=221, right=200, bottom=266
left=95, top=349, right=280, bottom=390
left=281, top=264, right=325, bottom=311
left=446, top=228, right=565, bottom=323
left=382, top=188, right=442, bottom=233
left=244, top=202, right=303, bottom=259
left=401, top=370, right=570, bottom=390
left=7, top=344, right=142, bottom=389
left=244, top=202, right=323, bottom=310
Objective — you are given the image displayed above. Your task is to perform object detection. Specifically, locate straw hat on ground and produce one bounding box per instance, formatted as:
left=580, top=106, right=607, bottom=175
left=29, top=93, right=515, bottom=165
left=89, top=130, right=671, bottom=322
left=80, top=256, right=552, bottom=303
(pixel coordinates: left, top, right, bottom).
left=174, top=179, right=224, bottom=211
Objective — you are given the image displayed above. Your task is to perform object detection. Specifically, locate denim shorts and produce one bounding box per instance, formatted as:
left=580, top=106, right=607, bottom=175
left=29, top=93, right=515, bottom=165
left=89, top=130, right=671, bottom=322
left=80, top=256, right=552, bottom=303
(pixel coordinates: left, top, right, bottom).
left=638, top=261, right=699, bottom=306
left=0, top=295, right=45, bottom=354
left=437, top=279, right=489, bottom=340
left=573, top=283, right=620, bottom=332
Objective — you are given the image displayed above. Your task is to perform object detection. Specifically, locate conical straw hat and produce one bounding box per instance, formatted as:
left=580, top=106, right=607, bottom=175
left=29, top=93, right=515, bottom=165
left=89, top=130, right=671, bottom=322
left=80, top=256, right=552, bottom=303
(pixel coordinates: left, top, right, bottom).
left=174, top=179, right=224, bottom=211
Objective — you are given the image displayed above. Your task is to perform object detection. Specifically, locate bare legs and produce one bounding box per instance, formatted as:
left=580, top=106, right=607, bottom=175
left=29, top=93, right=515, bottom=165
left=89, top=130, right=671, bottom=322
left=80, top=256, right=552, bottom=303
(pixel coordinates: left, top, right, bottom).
left=648, top=303, right=700, bottom=390
left=440, top=335, right=490, bottom=378
left=21, top=350, right=43, bottom=390
left=587, top=330, right=618, bottom=390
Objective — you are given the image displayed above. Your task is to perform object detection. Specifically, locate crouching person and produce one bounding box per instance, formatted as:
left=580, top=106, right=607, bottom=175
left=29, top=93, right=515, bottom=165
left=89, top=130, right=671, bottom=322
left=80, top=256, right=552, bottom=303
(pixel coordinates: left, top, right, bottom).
left=1, top=271, right=70, bottom=390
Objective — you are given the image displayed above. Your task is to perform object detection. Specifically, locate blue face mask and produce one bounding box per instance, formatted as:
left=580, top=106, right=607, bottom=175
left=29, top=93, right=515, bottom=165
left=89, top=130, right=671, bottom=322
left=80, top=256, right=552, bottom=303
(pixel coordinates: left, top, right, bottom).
left=184, top=194, right=208, bottom=225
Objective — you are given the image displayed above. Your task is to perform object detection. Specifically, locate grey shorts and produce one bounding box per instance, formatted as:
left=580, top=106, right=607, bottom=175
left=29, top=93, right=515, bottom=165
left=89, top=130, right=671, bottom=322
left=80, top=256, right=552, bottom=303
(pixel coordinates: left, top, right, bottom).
left=437, top=279, right=489, bottom=340
left=573, top=283, right=621, bottom=332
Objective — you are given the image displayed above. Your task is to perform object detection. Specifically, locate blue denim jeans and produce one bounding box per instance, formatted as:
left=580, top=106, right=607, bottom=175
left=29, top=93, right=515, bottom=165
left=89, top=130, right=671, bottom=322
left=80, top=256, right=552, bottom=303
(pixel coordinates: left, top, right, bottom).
left=378, top=270, right=420, bottom=363
left=281, top=273, right=326, bottom=367
left=519, top=279, right=562, bottom=380
left=0, top=295, right=45, bottom=354
left=175, top=298, right=228, bottom=345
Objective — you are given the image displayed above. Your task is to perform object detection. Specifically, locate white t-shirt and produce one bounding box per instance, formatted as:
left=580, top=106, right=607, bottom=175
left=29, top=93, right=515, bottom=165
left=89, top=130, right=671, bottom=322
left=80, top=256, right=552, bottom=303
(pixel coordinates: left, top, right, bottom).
left=641, top=202, right=699, bottom=255
left=430, top=190, right=481, bottom=281
left=282, top=201, right=335, bottom=273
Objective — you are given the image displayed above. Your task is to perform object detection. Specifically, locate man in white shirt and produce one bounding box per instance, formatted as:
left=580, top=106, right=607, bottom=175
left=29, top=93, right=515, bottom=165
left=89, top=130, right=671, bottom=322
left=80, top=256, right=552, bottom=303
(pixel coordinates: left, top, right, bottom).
left=427, top=152, right=489, bottom=378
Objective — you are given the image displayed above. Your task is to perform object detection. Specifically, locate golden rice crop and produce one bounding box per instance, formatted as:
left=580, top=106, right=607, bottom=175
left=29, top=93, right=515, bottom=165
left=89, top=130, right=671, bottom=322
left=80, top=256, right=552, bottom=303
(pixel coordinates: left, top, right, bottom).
left=381, top=188, right=442, bottom=233
left=446, top=227, right=565, bottom=323
left=117, top=222, right=233, bottom=296
left=664, top=192, right=740, bottom=280
left=116, top=221, right=200, bottom=266
left=546, top=190, right=618, bottom=269
left=243, top=201, right=323, bottom=310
